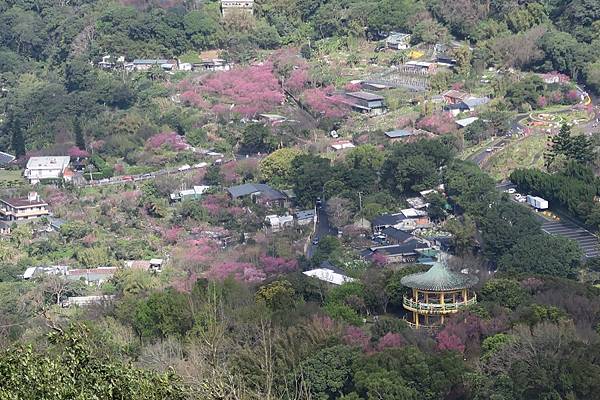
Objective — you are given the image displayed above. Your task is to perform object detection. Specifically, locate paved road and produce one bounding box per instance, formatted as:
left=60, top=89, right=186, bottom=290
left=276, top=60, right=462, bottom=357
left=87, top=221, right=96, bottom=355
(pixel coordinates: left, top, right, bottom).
left=469, top=138, right=509, bottom=166
left=306, top=207, right=337, bottom=259
left=496, top=183, right=600, bottom=259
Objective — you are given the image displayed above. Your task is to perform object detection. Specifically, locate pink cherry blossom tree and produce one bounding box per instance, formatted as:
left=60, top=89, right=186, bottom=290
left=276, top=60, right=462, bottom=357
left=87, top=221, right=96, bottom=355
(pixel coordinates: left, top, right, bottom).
left=301, top=86, right=350, bottom=118
left=260, top=256, right=299, bottom=275
left=163, top=226, right=183, bottom=244
left=436, top=330, right=466, bottom=353
left=376, top=332, right=404, bottom=351
left=146, top=132, right=188, bottom=151
left=342, top=326, right=371, bottom=351
left=206, top=261, right=266, bottom=283
left=416, top=112, right=457, bottom=134
left=195, top=63, right=285, bottom=118
left=68, top=146, right=89, bottom=158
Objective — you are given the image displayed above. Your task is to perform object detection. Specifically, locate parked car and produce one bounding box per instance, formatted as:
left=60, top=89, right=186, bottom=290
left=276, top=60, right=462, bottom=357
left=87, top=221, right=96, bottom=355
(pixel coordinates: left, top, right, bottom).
left=193, top=162, right=208, bottom=168
left=504, top=188, right=516, bottom=194
left=178, top=164, right=191, bottom=171
left=122, top=176, right=133, bottom=182
left=312, top=237, right=319, bottom=245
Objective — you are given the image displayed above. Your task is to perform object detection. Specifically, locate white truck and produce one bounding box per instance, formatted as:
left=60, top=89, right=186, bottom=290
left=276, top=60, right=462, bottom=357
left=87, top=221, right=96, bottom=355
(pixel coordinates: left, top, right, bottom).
left=526, top=195, right=548, bottom=210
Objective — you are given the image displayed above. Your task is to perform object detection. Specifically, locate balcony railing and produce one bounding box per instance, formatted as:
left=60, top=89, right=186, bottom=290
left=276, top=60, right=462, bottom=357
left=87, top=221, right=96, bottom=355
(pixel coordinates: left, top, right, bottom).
left=403, top=295, right=477, bottom=314
left=403, top=320, right=439, bottom=331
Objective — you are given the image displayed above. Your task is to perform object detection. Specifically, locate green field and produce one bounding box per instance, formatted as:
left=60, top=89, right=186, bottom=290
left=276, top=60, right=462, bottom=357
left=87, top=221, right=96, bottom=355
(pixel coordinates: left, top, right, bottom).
left=484, top=134, right=547, bottom=181
left=0, top=169, right=25, bottom=188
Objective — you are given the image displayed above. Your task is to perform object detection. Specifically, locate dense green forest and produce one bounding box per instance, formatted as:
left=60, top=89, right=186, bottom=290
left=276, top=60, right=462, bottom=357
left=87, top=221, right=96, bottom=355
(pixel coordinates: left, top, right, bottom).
left=1, top=0, right=600, bottom=154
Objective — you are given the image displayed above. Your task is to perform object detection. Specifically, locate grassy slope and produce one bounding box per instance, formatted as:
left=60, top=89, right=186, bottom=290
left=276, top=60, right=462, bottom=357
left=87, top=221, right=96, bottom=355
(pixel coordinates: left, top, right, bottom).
left=483, top=134, right=547, bottom=181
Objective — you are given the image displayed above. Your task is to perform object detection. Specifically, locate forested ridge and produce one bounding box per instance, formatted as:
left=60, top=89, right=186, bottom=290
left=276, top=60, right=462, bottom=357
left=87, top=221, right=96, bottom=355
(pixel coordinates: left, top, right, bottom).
left=1, top=0, right=600, bottom=153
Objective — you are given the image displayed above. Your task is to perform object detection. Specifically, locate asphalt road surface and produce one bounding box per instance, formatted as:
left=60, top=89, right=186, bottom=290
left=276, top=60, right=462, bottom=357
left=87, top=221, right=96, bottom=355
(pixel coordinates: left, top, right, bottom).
left=496, top=183, right=600, bottom=259
left=306, top=207, right=337, bottom=259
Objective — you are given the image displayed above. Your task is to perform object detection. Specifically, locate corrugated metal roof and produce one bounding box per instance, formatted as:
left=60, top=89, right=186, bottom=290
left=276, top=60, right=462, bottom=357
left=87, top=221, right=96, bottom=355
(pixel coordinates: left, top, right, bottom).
left=385, top=129, right=414, bottom=138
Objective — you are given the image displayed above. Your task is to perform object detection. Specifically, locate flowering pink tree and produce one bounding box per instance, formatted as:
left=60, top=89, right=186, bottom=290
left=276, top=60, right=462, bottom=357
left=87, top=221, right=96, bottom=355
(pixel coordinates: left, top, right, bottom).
left=67, top=146, right=89, bottom=158
left=173, top=238, right=220, bottom=271
left=260, top=256, right=299, bottom=275
left=221, top=161, right=241, bottom=184
left=344, top=82, right=362, bottom=92
left=396, top=116, right=413, bottom=129
left=376, top=332, right=404, bottom=351
left=537, top=96, right=548, bottom=108
left=436, top=330, right=466, bottom=353
left=180, top=90, right=209, bottom=108
left=146, top=132, right=188, bottom=151
left=436, top=312, right=484, bottom=354
left=197, top=63, right=285, bottom=118
left=565, top=89, right=580, bottom=104
left=81, top=233, right=97, bottom=247
left=549, top=91, right=563, bottom=104
left=114, top=163, right=125, bottom=175
left=163, top=226, right=183, bottom=244
left=343, top=326, right=371, bottom=351
left=206, top=261, right=266, bottom=283
left=202, top=194, right=231, bottom=217
left=417, top=112, right=457, bottom=134
left=272, top=48, right=310, bottom=94
left=172, top=271, right=198, bottom=294
left=287, top=68, right=309, bottom=93
left=302, top=86, right=350, bottom=118
left=371, top=252, right=388, bottom=266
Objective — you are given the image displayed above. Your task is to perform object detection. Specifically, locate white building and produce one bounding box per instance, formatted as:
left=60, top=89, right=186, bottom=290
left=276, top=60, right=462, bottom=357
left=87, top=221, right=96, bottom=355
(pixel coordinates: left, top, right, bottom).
left=221, top=0, right=254, bottom=17
left=303, top=268, right=356, bottom=285
left=0, top=192, right=49, bottom=221
left=265, top=214, right=294, bottom=232
left=25, top=156, right=71, bottom=184
left=330, top=140, right=356, bottom=151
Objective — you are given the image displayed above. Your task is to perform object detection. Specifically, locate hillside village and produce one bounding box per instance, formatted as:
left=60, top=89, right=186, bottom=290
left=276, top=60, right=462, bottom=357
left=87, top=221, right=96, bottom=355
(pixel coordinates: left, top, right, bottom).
left=0, top=0, right=600, bottom=398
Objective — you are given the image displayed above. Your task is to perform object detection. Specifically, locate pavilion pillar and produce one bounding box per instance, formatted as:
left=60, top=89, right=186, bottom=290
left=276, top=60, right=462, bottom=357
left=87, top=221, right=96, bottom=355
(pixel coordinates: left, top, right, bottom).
left=424, top=292, right=429, bottom=303
left=463, top=288, right=468, bottom=304
left=452, top=293, right=456, bottom=303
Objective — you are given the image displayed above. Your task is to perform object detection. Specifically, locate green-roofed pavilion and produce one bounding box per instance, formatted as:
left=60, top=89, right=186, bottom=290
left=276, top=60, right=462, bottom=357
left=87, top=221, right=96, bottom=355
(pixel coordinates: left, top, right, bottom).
left=401, top=262, right=478, bottom=329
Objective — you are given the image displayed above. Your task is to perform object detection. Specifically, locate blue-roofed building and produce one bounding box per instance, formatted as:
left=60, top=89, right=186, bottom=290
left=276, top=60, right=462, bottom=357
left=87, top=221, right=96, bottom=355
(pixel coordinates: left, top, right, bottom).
left=295, top=209, right=316, bottom=226
left=48, top=216, right=67, bottom=232
left=385, top=129, right=416, bottom=141
left=0, top=151, right=15, bottom=167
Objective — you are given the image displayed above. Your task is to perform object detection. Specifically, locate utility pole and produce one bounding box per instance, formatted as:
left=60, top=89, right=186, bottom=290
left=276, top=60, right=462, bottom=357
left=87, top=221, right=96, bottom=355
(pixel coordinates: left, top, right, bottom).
left=358, top=191, right=363, bottom=215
